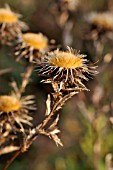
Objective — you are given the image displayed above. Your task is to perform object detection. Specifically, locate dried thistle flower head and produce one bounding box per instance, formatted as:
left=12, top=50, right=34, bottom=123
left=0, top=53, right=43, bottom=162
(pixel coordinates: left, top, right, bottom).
left=87, top=12, right=113, bottom=31
left=15, top=32, right=48, bottom=62
left=0, top=95, right=21, bottom=113
left=60, top=0, right=79, bottom=11
left=0, top=5, right=28, bottom=45
left=37, top=47, right=97, bottom=92
left=86, top=12, right=113, bottom=40
left=0, top=8, right=18, bottom=23
left=0, top=85, right=35, bottom=132
left=54, top=0, right=79, bottom=12
left=50, top=0, right=79, bottom=27
left=22, top=33, right=48, bottom=50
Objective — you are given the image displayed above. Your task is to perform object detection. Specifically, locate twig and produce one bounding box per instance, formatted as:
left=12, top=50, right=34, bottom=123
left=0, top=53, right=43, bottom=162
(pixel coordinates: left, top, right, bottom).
left=0, top=68, right=13, bottom=75
left=20, top=63, right=34, bottom=94
left=2, top=149, right=21, bottom=170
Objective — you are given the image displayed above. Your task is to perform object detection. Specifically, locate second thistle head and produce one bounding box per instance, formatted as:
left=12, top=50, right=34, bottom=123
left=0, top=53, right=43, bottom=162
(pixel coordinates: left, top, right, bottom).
left=14, top=32, right=49, bottom=63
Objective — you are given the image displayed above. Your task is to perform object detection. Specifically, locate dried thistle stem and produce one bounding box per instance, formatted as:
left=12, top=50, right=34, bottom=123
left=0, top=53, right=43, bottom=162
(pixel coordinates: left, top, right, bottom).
left=2, top=149, right=21, bottom=170
left=0, top=68, right=13, bottom=75
left=20, top=63, right=34, bottom=94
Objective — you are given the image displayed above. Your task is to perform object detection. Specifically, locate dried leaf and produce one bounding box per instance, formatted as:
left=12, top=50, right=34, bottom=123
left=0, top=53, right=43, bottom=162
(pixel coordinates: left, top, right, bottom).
left=48, top=114, right=59, bottom=130
left=45, top=95, right=51, bottom=116
left=0, top=146, right=19, bottom=155
left=49, top=134, right=63, bottom=147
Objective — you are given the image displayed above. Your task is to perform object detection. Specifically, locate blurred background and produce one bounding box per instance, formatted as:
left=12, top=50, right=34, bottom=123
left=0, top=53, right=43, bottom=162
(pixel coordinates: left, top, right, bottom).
left=0, top=0, right=113, bottom=170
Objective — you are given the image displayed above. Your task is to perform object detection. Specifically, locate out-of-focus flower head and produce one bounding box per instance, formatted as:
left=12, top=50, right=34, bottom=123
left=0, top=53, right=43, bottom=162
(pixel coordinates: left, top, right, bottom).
left=86, top=12, right=113, bottom=40
left=37, top=47, right=97, bottom=92
left=15, top=32, right=49, bottom=62
left=57, top=0, right=79, bottom=11
left=0, top=5, right=28, bottom=45
left=50, top=0, right=79, bottom=27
